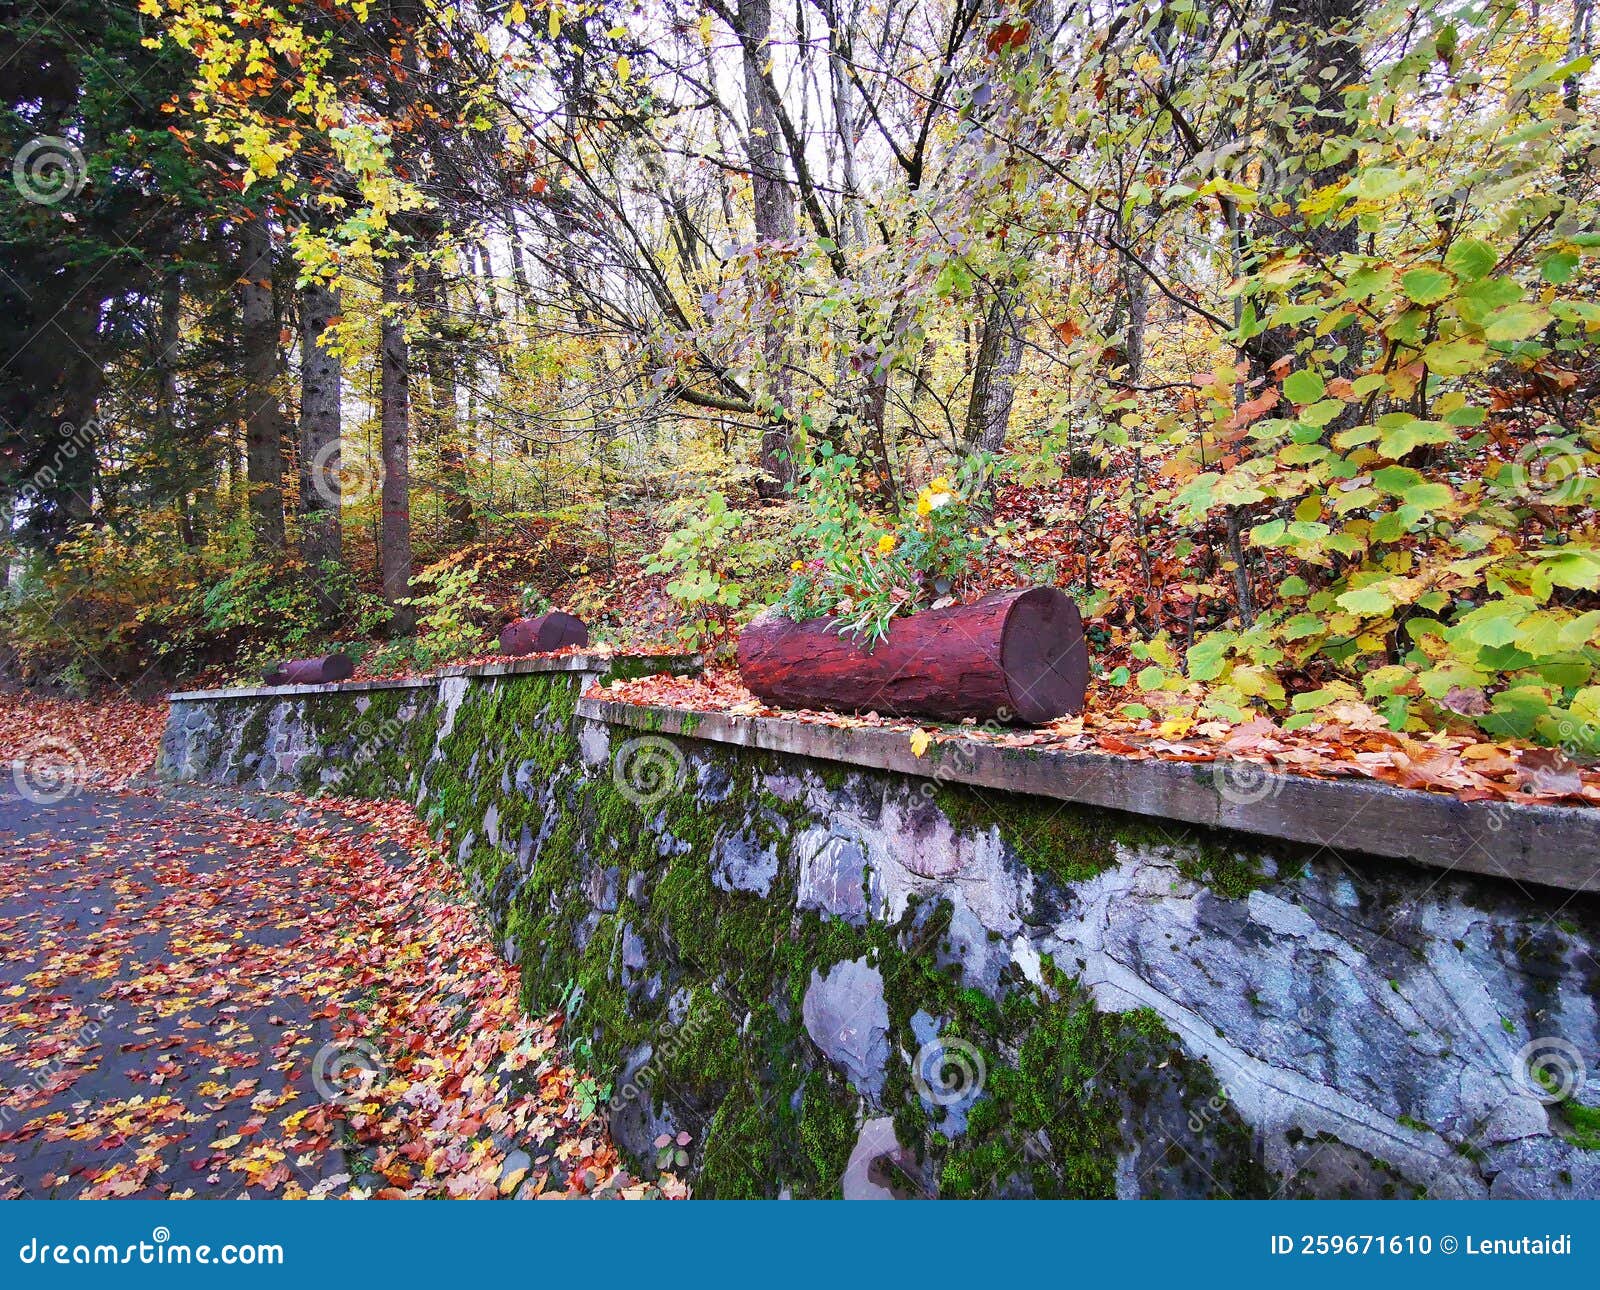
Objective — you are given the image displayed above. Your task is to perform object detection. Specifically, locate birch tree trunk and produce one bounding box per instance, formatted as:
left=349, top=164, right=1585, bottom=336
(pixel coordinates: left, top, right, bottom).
left=238, top=215, right=288, bottom=551
left=738, top=0, right=798, bottom=493
left=298, top=279, right=342, bottom=592
left=380, top=256, right=414, bottom=636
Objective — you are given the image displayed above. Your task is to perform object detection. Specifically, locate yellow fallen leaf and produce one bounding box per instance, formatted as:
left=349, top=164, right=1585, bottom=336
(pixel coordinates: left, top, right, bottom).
left=909, top=729, right=932, bottom=758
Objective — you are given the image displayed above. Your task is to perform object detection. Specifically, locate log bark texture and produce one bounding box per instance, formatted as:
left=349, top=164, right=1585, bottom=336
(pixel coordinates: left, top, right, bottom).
left=499, top=612, right=589, bottom=656
left=738, top=587, right=1086, bottom=725
left=262, top=654, right=355, bottom=686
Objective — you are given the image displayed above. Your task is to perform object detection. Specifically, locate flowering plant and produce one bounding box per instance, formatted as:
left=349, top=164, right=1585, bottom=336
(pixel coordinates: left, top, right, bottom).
left=777, top=448, right=995, bottom=644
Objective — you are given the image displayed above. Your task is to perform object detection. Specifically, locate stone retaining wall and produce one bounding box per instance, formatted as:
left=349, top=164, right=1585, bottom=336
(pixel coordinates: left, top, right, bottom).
left=158, top=661, right=1600, bottom=1198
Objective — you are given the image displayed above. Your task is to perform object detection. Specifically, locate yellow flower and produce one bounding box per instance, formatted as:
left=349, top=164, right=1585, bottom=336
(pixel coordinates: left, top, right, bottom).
left=791, top=560, right=805, bottom=572
left=876, top=534, right=897, bottom=555
left=931, top=475, right=950, bottom=491
left=916, top=496, right=932, bottom=518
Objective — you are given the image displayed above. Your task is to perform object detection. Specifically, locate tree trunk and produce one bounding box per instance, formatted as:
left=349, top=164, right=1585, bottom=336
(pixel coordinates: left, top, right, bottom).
left=299, top=279, right=343, bottom=596
left=738, top=0, right=798, bottom=493
left=417, top=258, right=474, bottom=544
left=1255, top=0, right=1364, bottom=375
left=238, top=215, right=288, bottom=552
left=156, top=269, right=197, bottom=549
left=738, top=587, right=1087, bottom=724
left=959, top=1, right=1052, bottom=462
left=825, top=0, right=868, bottom=250
left=380, top=256, right=415, bottom=636
left=963, top=291, right=1025, bottom=455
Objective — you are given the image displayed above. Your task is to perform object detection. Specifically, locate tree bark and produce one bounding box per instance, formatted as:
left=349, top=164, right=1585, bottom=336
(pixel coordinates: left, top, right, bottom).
left=238, top=215, right=289, bottom=552
left=299, top=278, right=343, bottom=594
left=417, top=257, right=474, bottom=544
left=380, top=256, right=415, bottom=636
left=738, top=0, right=798, bottom=493
left=963, top=291, right=1025, bottom=455
left=156, top=268, right=198, bottom=548
left=738, top=587, right=1087, bottom=724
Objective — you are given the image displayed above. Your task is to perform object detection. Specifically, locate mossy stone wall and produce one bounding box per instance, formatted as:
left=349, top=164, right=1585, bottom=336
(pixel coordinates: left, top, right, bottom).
left=158, top=672, right=1600, bottom=1200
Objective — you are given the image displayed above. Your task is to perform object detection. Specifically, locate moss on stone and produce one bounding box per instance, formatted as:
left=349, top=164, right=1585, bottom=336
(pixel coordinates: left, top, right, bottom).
left=936, top=964, right=1229, bottom=1198
left=187, top=672, right=1270, bottom=1199
left=933, top=782, right=1120, bottom=886
left=1560, top=1100, right=1600, bottom=1151
left=238, top=701, right=272, bottom=759
left=1175, top=847, right=1269, bottom=901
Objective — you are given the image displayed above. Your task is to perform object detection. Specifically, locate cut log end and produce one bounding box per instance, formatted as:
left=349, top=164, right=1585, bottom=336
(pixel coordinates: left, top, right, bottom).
left=999, top=586, right=1088, bottom=724
left=499, top=612, right=589, bottom=657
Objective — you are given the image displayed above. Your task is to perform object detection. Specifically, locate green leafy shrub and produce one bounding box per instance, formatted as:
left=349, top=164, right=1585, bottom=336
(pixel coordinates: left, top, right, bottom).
left=645, top=491, right=781, bottom=651
left=777, top=448, right=997, bottom=644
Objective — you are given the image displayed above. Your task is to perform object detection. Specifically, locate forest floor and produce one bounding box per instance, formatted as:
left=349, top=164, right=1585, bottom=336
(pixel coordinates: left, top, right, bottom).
left=0, top=696, right=682, bottom=1200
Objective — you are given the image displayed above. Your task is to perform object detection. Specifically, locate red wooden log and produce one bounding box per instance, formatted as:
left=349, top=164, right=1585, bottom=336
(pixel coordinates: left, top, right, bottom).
left=261, top=653, right=355, bottom=686
left=498, top=611, right=589, bottom=656
left=737, top=587, right=1086, bottom=725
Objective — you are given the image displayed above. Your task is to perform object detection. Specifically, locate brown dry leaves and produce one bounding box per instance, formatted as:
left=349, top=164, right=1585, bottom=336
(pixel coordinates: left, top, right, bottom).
left=0, top=691, right=167, bottom=788
left=593, top=670, right=1600, bottom=807
left=0, top=697, right=683, bottom=1200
